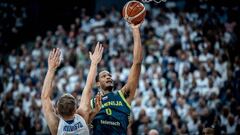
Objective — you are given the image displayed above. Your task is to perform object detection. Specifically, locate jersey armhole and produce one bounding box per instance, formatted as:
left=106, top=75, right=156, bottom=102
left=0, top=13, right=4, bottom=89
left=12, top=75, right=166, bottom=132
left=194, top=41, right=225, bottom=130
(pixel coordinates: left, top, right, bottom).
left=118, top=90, right=131, bottom=109
left=90, top=99, right=95, bottom=109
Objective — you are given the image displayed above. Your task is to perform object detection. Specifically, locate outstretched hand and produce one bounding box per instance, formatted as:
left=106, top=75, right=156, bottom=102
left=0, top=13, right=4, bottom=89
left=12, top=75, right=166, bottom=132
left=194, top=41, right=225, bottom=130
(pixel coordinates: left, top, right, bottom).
left=94, top=92, right=102, bottom=113
left=48, top=48, right=61, bottom=71
left=87, top=92, right=102, bottom=124
left=89, top=42, right=104, bottom=65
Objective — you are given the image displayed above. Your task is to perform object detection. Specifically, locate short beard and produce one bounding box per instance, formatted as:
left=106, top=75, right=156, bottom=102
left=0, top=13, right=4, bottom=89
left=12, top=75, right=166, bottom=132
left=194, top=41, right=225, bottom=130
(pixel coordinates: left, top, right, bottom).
left=105, top=85, right=113, bottom=91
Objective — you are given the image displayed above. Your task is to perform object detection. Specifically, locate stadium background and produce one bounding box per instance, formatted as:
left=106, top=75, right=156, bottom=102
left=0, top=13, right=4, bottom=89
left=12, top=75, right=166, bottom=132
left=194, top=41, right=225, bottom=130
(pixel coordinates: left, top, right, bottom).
left=0, top=0, right=240, bottom=134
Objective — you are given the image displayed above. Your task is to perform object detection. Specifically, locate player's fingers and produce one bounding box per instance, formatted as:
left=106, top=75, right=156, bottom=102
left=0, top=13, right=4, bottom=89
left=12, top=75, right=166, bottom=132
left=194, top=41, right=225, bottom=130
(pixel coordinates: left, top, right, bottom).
left=57, top=50, right=61, bottom=61
left=55, top=48, right=60, bottom=58
left=99, top=43, right=103, bottom=52
left=89, top=52, right=92, bottom=58
left=53, top=48, right=56, bottom=55
left=52, top=49, right=57, bottom=58
left=56, top=48, right=60, bottom=56
left=99, top=94, right=102, bottom=105
left=97, top=93, right=100, bottom=100
left=98, top=42, right=102, bottom=52
left=95, top=94, right=99, bottom=106
left=57, top=56, right=61, bottom=65
left=97, top=92, right=101, bottom=100
left=53, top=48, right=59, bottom=61
left=50, top=49, right=56, bottom=59
left=100, top=44, right=104, bottom=54
left=98, top=44, right=102, bottom=53
left=56, top=48, right=61, bottom=60
left=95, top=42, right=100, bottom=52
left=49, top=50, right=53, bottom=59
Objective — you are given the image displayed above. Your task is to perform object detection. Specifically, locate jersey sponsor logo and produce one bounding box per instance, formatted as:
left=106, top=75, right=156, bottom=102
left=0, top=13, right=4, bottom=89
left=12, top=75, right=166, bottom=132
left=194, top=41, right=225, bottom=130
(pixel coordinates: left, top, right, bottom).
left=100, top=120, right=120, bottom=126
left=102, top=96, right=108, bottom=101
left=102, top=101, right=123, bottom=107
left=63, top=122, right=83, bottom=132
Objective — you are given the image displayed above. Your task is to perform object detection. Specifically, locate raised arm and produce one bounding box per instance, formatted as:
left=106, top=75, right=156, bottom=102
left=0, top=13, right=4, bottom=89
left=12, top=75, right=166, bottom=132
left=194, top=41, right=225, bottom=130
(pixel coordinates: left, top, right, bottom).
left=76, top=42, right=103, bottom=123
left=121, top=23, right=143, bottom=104
left=41, top=48, right=61, bottom=135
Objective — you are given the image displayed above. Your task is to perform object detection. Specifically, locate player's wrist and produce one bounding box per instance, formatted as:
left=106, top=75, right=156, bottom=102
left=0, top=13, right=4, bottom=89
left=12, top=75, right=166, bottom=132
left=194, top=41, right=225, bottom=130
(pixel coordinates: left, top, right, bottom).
left=91, top=61, right=98, bottom=66
left=132, top=28, right=140, bottom=33
left=48, top=68, right=56, bottom=72
left=132, top=27, right=139, bottom=31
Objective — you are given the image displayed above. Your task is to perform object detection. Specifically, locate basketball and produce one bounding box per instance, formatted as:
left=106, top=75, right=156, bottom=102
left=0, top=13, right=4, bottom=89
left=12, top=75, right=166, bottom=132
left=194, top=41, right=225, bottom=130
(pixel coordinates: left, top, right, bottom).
left=122, top=1, right=146, bottom=25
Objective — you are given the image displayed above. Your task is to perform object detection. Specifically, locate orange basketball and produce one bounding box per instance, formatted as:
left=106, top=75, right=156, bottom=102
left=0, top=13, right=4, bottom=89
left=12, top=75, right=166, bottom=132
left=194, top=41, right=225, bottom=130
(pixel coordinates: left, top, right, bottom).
left=122, top=1, right=146, bottom=25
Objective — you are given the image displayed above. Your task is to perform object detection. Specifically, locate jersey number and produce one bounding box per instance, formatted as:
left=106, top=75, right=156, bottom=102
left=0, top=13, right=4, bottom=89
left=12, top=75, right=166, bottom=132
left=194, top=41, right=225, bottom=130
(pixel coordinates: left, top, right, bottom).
left=105, top=108, right=112, bottom=115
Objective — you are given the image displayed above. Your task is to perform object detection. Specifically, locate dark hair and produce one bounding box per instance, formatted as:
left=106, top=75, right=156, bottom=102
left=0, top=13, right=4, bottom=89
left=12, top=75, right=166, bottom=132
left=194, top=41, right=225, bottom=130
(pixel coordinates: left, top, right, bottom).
left=57, top=94, right=76, bottom=117
left=96, top=69, right=109, bottom=82
left=96, top=73, right=99, bottom=82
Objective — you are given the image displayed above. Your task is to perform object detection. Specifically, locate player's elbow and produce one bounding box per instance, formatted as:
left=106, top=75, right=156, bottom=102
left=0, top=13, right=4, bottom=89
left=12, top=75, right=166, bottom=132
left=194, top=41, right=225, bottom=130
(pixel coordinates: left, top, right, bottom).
left=133, top=55, right=143, bottom=64
left=133, top=58, right=143, bottom=65
left=41, top=94, right=46, bottom=100
left=41, top=92, right=49, bottom=100
left=83, top=105, right=91, bottom=113
left=79, top=103, right=91, bottom=113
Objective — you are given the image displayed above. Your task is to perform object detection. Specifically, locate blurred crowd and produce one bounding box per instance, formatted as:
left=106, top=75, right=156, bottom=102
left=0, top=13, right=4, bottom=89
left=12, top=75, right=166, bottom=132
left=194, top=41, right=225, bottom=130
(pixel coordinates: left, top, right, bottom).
left=0, top=1, right=240, bottom=135
left=0, top=0, right=28, bottom=51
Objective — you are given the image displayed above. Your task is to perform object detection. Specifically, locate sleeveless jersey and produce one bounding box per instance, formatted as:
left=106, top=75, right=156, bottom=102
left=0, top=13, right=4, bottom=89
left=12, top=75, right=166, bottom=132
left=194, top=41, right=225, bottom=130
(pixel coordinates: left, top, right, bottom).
left=57, top=114, right=89, bottom=135
left=91, top=90, right=131, bottom=135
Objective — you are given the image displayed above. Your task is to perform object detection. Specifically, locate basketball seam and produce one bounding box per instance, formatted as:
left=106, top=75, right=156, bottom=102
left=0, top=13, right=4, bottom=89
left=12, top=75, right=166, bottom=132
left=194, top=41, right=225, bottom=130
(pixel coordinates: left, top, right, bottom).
left=124, top=2, right=131, bottom=22
left=130, top=6, right=145, bottom=21
left=124, top=1, right=143, bottom=23
left=129, top=2, right=141, bottom=17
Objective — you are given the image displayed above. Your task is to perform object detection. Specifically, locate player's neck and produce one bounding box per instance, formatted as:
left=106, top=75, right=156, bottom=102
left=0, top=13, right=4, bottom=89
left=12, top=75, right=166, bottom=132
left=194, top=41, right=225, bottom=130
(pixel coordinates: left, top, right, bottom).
left=100, top=89, right=111, bottom=96
left=103, top=90, right=111, bottom=95
left=62, top=114, right=75, bottom=121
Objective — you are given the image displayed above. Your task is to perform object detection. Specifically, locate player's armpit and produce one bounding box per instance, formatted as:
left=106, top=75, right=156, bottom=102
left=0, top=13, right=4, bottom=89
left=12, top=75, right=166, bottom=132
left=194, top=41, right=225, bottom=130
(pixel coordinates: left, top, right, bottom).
left=123, top=90, right=130, bottom=99
left=76, top=107, right=90, bottom=124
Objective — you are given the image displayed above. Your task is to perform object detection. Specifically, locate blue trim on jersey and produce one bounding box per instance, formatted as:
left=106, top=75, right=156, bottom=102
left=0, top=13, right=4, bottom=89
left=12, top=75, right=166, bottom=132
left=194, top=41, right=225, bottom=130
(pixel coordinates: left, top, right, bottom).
left=65, top=119, right=74, bottom=124
left=118, top=90, right=131, bottom=109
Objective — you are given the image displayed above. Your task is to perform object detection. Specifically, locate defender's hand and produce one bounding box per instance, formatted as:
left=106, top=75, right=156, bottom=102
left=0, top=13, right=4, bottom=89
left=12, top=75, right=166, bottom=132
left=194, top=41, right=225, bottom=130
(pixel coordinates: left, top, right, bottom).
left=48, top=48, right=61, bottom=71
left=89, top=42, right=104, bottom=65
left=94, top=92, right=102, bottom=113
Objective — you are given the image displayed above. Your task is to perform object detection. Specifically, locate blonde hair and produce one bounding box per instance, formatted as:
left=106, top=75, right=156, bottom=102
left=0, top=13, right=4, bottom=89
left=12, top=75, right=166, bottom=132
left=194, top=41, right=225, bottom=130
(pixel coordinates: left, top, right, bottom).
left=57, top=94, right=76, bottom=117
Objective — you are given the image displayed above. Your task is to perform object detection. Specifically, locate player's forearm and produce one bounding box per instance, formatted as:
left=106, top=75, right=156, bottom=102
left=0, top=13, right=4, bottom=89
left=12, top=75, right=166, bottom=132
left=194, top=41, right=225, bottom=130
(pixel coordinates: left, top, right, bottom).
left=132, top=28, right=143, bottom=64
left=80, top=62, right=97, bottom=112
left=82, top=62, right=97, bottom=94
left=41, top=69, right=55, bottom=99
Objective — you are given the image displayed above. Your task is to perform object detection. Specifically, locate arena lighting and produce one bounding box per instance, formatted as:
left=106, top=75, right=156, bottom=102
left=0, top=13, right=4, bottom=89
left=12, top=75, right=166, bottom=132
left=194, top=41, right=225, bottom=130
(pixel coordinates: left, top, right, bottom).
left=141, top=0, right=167, bottom=3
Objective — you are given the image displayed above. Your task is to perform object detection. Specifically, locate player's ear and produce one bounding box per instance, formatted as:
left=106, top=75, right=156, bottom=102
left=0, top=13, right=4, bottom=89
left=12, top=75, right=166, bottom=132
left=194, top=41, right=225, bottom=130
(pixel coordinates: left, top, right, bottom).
left=55, top=107, right=59, bottom=115
left=96, top=82, right=100, bottom=87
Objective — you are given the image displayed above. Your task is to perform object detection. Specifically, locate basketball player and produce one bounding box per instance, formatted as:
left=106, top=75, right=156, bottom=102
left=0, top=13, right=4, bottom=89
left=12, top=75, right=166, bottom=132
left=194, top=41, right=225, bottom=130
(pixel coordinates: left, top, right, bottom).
left=41, top=43, right=103, bottom=135
left=90, top=23, right=143, bottom=135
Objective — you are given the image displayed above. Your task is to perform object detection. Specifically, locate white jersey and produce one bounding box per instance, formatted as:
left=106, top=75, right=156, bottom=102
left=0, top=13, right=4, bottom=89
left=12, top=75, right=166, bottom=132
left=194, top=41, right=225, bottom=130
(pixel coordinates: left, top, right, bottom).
left=57, top=114, right=89, bottom=135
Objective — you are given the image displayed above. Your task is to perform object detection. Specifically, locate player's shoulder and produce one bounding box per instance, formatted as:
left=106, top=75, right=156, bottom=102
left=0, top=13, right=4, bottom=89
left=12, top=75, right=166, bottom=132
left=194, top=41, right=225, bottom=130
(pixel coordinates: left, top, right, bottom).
left=74, top=114, right=86, bottom=122
left=113, top=90, right=120, bottom=95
